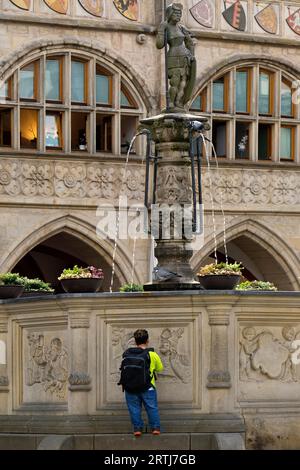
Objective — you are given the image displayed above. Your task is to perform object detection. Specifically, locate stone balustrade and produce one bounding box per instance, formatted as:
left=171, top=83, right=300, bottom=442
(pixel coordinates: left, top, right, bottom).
left=1, top=291, right=300, bottom=448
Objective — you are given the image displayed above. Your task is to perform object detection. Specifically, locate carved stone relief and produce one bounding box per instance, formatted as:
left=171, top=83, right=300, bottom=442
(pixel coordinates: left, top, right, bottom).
left=109, top=326, right=191, bottom=385
left=239, top=326, right=300, bottom=382
left=26, top=333, right=69, bottom=399
left=0, top=376, right=9, bottom=387
left=156, top=167, right=192, bottom=204
left=203, top=169, right=300, bottom=206
left=0, top=158, right=145, bottom=202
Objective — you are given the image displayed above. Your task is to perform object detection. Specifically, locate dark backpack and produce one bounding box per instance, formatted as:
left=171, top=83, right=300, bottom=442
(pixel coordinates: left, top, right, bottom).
left=118, top=347, right=154, bottom=393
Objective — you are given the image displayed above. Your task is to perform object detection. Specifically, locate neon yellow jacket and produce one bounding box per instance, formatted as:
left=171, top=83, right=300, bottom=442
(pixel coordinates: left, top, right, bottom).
left=149, top=351, right=164, bottom=387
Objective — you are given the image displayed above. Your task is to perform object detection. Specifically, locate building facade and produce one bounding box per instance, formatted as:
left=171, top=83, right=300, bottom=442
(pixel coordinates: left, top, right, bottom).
left=1, top=0, right=300, bottom=291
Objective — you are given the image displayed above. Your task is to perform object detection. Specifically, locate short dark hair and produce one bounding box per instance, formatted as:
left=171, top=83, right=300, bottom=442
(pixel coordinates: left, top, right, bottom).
left=134, top=329, right=149, bottom=345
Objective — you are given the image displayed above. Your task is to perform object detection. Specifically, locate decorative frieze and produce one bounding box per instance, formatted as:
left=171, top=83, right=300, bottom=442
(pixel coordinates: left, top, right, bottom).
left=0, top=158, right=145, bottom=202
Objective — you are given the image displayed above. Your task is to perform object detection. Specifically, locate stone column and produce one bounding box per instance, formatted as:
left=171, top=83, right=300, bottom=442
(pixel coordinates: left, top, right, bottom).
left=207, top=310, right=231, bottom=389
left=0, top=314, right=9, bottom=413
left=68, top=310, right=91, bottom=415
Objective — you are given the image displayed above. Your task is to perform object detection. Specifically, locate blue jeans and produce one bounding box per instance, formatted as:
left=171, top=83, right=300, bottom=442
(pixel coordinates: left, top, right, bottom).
left=125, top=388, right=161, bottom=432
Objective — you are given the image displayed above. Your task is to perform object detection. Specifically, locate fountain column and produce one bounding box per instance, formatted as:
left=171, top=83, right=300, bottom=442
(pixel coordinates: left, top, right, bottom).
left=141, top=114, right=209, bottom=290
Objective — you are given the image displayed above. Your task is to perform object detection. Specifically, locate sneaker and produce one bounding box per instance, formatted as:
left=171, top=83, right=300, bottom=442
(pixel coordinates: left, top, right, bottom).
left=152, top=429, right=160, bottom=435
left=134, top=431, right=142, bottom=437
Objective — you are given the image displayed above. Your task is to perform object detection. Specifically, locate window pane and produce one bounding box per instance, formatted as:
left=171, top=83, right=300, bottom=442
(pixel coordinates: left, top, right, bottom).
left=46, top=59, right=60, bottom=101
left=0, top=108, right=12, bottom=147
left=96, top=114, right=112, bottom=152
left=236, top=71, right=248, bottom=113
left=121, top=115, right=137, bottom=153
left=259, top=72, right=270, bottom=114
left=281, top=82, right=292, bottom=117
left=45, top=112, right=63, bottom=149
left=258, top=124, right=272, bottom=160
left=0, top=79, right=10, bottom=101
left=71, top=61, right=85, bottom=103
left=280, top=127, right=292, bottom=160
left=235, top=122, right=249, bottom=159
left=212, top=120, right=226, bottom=157
left=121, top=90, right=131, bottom=107
left=20, top=109, right=38, bottom=149
left=20, top=63, right=37, bottom=100
left=191, top=95, right=201, bottom=111
left=213, top=78, right=225, bottom=111
left=71, top=112, right=88, bottom=151
left=96, top=74, right=110, bottom=105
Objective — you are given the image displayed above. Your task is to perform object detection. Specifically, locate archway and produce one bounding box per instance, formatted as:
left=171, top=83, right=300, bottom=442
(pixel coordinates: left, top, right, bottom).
left=13, top=231, right=121, bottom=293
left=192, top=219, right=300, bottom=291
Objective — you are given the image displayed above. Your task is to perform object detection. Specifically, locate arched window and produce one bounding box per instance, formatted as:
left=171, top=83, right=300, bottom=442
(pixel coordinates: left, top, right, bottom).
left=0, top=52, right=144, bottom=155
left=190, top=63, right=299, bottom=163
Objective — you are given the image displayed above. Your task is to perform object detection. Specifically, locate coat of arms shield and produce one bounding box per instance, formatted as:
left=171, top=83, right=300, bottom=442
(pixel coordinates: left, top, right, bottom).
left=255, top=4, right=278, bottom=35
left=113, top=0, right=138, bottom=22
left=79, top=0, right=103, bottom=17
left=190, top=0, right=214, bottom=29
left=44, top=0, right=68, bottom=15
left=222, top=0, right=246, bottom=32
left=286, top=8, right=300, bottom=36
left=9, top=0, right=30, bottom=9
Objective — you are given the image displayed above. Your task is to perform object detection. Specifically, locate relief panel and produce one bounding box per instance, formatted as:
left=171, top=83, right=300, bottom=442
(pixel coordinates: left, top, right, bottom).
left=98, top=321, right=198, bottom=408
left=238, top=325, right=300, bottom=402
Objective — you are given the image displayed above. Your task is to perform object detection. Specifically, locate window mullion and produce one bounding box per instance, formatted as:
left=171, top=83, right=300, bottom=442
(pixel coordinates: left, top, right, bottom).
left=114, top=73, right=121, bottom=155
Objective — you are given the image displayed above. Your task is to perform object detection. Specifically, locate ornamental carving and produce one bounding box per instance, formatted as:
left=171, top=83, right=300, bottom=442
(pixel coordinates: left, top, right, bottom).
left=239, top=326, right=300, bottom=382
left=0, top=376, right=9, bottom=387
left=2, top=157, right=300, bottom=206
left=26, top=333, right=68, bottom=399
left=156, top=167, right=192, bottom=204
left=69, top=372, right=91, bottom=386
left=109, top=326, right=191, bottom=384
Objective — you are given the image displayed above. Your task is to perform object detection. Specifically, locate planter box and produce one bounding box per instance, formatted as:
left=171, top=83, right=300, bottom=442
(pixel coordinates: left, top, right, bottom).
left=60, top=278, right=103, bottom=293
left=198, top=275, right=241, bottom=290
left=0, top=285, right=24, bottom=299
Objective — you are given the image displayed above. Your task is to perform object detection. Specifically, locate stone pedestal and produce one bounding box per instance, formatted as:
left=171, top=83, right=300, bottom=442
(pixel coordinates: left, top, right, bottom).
left=140, top=113, right=209, bottom=290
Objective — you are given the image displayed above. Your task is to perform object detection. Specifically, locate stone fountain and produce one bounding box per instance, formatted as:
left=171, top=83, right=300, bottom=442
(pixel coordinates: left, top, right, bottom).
left=141, top=2, right=210, bottom=291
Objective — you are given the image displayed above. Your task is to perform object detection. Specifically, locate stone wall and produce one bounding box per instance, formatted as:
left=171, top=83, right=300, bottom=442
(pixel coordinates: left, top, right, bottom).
left=1, top=292, right=300, bottom=449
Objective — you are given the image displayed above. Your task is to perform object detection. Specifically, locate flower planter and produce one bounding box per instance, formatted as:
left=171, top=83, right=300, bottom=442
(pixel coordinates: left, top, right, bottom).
left=21, top=291, right=54, bottom=298
left=60, top=278, right=103, bottom=293
left=198, top=274, right=241, bottom=290
left=0, top=285, right=24, bottom=299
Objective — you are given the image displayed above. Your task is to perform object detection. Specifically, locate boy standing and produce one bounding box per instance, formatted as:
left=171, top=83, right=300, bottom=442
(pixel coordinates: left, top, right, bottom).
left=119, top=329, right=164, bottom=437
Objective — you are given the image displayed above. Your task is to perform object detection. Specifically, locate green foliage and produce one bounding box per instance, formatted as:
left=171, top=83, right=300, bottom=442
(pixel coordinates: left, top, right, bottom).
left=236, top=280, right=278, bottom=291
left=22, top=277, right=54, bottom=293
left=197, top=262, right=243, bottom=276
left=120, top=283, right=144, bottom=292
left=0, top=273, right=54, bottom=292
left=0, top=273, right=24, bottom=286
left=58, top=265, right=104, bottom=280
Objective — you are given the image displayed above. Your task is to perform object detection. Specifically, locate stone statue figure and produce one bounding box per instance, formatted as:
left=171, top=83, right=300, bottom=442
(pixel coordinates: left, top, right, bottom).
left=156, top=2, right=196, bottom=112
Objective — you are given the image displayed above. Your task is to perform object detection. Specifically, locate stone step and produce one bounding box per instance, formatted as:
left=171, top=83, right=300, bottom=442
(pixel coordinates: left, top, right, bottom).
left=0, top=432, right=245, bottom=450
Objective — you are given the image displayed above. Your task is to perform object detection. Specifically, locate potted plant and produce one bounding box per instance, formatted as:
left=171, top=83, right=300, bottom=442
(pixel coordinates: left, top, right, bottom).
left=21, top=277, right=55, bottom=297
left=236, top=280, right=278, bottom=291
left=58, top=265, right=104, bottom=293
left=120, top=283, right=144, bottom=293
left=0, top=273, right=25, bottom=299
left=197, top=262, right=243, bottom=290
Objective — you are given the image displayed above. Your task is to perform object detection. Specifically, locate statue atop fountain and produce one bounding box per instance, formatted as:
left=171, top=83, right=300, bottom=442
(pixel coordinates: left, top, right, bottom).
left=156, top=2, right=196, bottom=112
left=141, top=2, right=210, bottom=291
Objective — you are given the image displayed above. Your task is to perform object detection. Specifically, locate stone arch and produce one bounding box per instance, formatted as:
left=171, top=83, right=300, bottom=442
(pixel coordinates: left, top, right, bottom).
left=0, top=215, right=143, bottom=287
left=0, top=37, right=157, bottom=113
left=191, top=54, right=300, bottom=103
left=192, top=219, right=300, bottom=291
